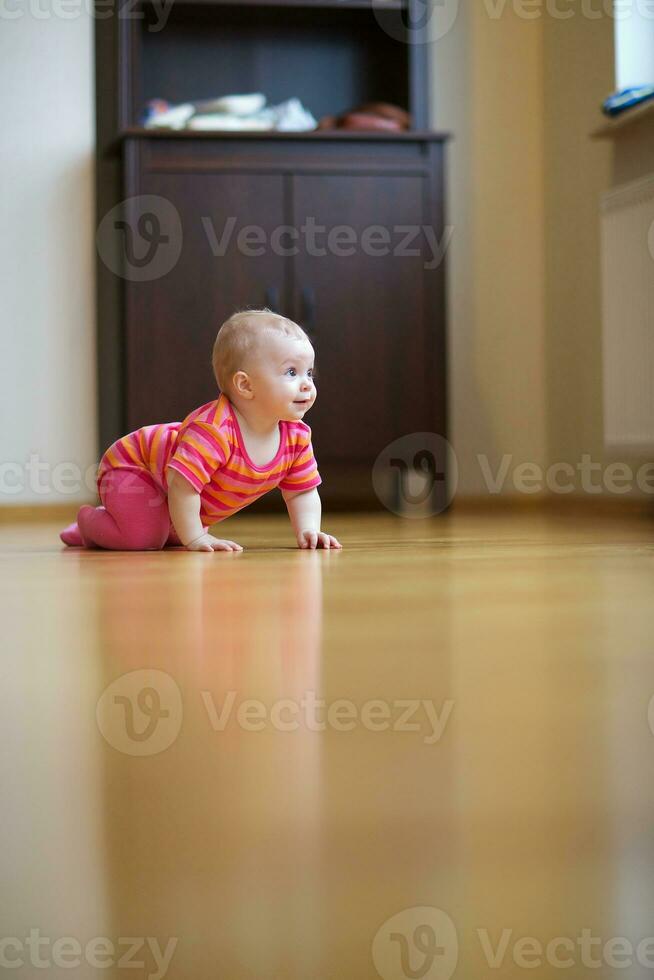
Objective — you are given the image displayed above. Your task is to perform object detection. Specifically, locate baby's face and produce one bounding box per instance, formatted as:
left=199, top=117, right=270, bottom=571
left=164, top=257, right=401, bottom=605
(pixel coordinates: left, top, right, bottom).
left=246, top=334, right=316, bottom=421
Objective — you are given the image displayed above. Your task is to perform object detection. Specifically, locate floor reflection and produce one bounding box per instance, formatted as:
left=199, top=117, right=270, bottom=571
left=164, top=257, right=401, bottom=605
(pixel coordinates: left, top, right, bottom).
left=97, top=550, right=327, bottom=978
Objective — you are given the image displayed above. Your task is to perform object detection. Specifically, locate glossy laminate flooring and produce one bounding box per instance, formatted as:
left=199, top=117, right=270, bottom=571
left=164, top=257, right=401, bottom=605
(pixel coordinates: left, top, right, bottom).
left=2, top=506, right=654, bottom=980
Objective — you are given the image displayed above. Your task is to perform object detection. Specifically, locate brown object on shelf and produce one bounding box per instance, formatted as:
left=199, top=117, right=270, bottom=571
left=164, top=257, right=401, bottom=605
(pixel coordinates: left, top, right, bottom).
left=339, top=112, right=403, bottom=132
left=316, top=114, right=339, bottom=130
left=356, top=102, right=412, bottom=128
left=317, top=101, right=411, bottom=132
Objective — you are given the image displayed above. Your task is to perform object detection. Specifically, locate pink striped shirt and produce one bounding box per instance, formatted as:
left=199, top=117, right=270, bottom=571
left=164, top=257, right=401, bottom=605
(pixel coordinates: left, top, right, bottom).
left=97, top=393, right=322, bottom=525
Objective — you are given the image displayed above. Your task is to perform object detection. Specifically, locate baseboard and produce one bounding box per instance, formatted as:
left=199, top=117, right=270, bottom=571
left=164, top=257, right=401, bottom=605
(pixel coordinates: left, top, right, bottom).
left=0, top=503, right=93, bottom=524
left=1, top=494, right=653, bottom=524
left=449, top=493, right=654, bottom=516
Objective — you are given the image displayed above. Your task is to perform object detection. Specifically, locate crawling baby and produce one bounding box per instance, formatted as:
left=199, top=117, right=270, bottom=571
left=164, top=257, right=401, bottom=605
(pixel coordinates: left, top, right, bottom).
left=60, top=309, right=342, bottom=552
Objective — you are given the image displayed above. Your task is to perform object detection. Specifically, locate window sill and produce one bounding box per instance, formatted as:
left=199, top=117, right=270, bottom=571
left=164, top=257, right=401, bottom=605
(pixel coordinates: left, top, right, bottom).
left=591, top=97, right=654, bottom=140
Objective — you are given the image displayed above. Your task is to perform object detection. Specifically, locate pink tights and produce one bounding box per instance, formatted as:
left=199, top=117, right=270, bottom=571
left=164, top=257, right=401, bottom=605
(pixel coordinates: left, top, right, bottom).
left=60, top=468, right=187, bottom=550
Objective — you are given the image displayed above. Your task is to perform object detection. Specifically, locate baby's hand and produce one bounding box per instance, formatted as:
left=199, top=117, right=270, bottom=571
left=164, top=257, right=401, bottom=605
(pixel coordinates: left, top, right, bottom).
left=297, top=530, right=342, bottom=550
left=186, top=532, right=243, bottom=552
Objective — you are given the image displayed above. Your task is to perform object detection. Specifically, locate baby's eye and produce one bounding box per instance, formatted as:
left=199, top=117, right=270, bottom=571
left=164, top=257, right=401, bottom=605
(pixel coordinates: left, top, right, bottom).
left=286, top=367, right=297, bottom=376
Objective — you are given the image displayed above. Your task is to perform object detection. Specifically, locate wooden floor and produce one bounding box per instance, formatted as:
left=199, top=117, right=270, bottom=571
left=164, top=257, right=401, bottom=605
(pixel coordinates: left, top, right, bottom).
left=3, top=507, right=654, bottom=979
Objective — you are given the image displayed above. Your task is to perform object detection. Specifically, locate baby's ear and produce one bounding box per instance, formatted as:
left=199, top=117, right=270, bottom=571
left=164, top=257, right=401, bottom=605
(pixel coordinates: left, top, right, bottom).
left=232, top=370, right=253, bottom=397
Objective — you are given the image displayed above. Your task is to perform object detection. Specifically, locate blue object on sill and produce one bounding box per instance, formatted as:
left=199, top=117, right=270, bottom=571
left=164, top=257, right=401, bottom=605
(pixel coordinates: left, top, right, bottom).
left=602, top=85, right=654, bottom=116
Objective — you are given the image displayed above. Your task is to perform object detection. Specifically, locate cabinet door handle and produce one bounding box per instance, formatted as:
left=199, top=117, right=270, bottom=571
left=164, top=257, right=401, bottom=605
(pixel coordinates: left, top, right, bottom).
left=300, top=286, right=316, bottom=334
left=265, top=286, right=280, bottom=313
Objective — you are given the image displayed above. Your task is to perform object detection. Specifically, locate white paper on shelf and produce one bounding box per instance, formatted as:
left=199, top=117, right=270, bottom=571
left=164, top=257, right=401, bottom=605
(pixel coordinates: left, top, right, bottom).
left=186, top=114, right=274, bottom=131
left=192, top=93, right=267, bottom=116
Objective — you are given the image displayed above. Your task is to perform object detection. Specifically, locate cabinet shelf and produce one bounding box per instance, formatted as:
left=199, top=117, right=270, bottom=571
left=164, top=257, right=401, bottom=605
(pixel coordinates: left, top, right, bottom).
left=132, top=2, right=421, bottom=130
left=119, top=126, right=451, bottom=142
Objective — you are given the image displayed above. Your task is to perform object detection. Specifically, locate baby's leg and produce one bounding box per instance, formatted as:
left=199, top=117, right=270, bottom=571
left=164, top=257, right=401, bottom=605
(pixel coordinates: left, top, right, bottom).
left=164, top=525, right=183, bottom=547
left=75, top=469, right=172, bottom=550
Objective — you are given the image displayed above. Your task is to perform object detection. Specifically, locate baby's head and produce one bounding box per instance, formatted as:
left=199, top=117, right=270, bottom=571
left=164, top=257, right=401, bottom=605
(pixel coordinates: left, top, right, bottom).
left=212, top=308, right=316, bottom=421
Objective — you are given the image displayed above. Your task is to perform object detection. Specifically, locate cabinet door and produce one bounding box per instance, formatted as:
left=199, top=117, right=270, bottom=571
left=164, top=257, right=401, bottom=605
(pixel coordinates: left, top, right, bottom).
left=126, top=172, right=286, bottom=428
left=291, top=173, right=431, bottom=467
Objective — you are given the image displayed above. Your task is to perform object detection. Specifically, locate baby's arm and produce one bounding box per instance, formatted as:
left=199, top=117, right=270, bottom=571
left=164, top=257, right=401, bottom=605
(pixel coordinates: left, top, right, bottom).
left=282, top=487, right=342, bottom=550
left=167, top=471, right=242, bottom=552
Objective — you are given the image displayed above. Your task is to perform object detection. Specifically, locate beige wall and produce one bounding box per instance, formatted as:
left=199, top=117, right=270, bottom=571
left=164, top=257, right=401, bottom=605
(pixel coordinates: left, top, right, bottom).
left=433, top=0, right=653, bottom=501
left=541, top=7, right=653, bottom=498
left=432, top=3, right=548, bottom=499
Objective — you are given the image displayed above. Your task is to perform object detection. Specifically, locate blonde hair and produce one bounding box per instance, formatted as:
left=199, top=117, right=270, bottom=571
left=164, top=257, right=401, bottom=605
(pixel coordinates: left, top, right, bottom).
left=212, top=308, right=309, bottom=396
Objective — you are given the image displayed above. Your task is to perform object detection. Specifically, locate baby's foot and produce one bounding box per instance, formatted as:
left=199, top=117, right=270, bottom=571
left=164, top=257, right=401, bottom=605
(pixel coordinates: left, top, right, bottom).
left=60, top=521, right=84, bottom=547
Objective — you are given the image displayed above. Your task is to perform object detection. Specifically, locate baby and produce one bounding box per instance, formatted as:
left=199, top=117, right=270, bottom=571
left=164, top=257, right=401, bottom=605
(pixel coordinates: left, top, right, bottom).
left=60, top=309, right=342, bottom=552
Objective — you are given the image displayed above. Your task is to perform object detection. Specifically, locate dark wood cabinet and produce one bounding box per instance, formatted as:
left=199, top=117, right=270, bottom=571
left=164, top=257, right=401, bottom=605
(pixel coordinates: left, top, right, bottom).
left=96, top=0, right=450, bottom=509
left=124, top=161, right=288, bottom=426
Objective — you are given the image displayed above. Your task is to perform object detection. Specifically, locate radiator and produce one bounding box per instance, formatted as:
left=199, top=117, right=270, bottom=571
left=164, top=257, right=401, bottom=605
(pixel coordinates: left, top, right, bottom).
left=600, top=173, right=654, bottom=453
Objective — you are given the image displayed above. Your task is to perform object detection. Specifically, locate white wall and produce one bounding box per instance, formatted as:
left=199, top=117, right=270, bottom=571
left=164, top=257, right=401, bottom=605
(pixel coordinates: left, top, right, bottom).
left=0, top=5, right=97, bottom=506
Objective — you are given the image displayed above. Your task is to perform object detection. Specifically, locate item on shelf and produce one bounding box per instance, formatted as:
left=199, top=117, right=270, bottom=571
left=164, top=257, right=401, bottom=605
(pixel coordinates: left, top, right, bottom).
left=142, top=94, right=317, bottom=132
left=188, top=115, right=272, bottom=132
left=317, top=101, right=412, bottom=132
left=601, top=85, right=654, bottom=116
left=340, top=113, right=404, bottom=132
left=193, top=93, right=267, bottom=116
left=143, top=100, right=195, bottom=129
